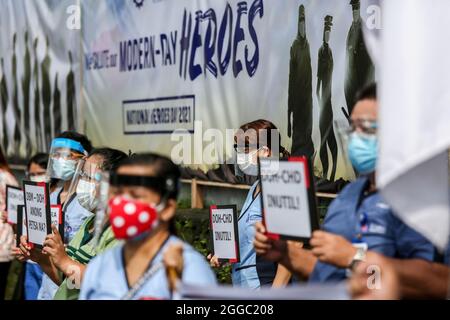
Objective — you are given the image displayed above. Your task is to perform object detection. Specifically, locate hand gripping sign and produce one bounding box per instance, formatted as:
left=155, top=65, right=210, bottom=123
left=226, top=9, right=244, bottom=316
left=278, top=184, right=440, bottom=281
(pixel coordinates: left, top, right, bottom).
left=16, top=205, right=26, bottom=247
left=259, top=156, right=320, bottom=243
left=209, top=205, right=240, bottom=263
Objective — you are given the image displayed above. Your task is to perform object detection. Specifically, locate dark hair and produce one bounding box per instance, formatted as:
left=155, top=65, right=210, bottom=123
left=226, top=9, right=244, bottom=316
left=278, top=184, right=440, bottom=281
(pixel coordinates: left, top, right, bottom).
left=115, top=153, right=181, bottom=235
left=237, top=119, right=290, bottom=159
left=56, top=131, right=93, bottom=154
left=27, top=153, right=49, bottom=171
left=88, top=148, right=128, bottom=172
left=0, top=147, right=11, bottom=173
left=115, top=153, right=181, bottom=200
left=356, top=83, right=377, bottom=102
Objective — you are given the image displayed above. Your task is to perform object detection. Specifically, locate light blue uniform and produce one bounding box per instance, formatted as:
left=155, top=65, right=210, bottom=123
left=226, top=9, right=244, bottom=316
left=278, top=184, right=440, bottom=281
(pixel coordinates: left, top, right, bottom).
left=37, top=189, right=93, bottom=300
left=231, top=181, right=277, bottom=289
left=79, top=235, right=217, bottom=300
left=309, top=177, right=435, bottom=283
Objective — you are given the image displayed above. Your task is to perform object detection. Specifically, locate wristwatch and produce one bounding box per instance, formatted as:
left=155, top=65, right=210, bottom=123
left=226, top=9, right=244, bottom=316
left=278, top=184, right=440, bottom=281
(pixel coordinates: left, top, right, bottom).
left=349, top=246, right=367, bottom=270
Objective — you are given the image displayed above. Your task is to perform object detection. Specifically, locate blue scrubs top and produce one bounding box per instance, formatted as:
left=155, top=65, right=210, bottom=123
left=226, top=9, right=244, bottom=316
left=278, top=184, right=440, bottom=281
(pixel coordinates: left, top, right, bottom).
left=37, top=189, right=93, bottom=300
left=79, top=235, right=217, bottom=300
left=309, top=177, right=435, bottom=283
left=231, top=181, right=277, bottom=289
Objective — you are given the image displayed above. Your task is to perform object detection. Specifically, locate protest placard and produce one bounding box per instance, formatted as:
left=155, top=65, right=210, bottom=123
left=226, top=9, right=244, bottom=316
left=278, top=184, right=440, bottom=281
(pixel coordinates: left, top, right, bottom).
left=259, top=157, right=319, bottom=242
left=23, top=181, right=51, bottom=247
left=50, top=204, right=64, bottom=236
left=209, top=205, right=240, bottom=263
left=6, top=185, right=24, bottom=224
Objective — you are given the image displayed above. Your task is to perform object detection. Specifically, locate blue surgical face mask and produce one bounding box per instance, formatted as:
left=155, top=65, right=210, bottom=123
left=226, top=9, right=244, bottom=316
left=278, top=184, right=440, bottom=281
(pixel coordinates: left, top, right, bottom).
left=347, top=132, right=378, bottom=174
left=52, top=158, right=77, bottom=181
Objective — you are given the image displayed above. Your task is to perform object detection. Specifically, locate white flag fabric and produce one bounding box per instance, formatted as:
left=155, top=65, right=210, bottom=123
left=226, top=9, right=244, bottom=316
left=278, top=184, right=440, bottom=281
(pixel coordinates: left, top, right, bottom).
left=179, top=282, right=350, bottom=300
left=378, top=0, right=450, bottom=251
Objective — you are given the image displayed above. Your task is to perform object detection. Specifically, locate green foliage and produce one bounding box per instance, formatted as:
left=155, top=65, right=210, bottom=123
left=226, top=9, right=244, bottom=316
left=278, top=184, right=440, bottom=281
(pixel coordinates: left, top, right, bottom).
left=177, top=198, right=192, bottom=210
left=175, top=209, right=232, bottom=284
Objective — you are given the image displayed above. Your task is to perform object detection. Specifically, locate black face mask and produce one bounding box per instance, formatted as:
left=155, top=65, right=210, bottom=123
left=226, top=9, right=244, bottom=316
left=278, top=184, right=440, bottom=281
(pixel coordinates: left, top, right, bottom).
left=109, top=173, right=179, bottom=198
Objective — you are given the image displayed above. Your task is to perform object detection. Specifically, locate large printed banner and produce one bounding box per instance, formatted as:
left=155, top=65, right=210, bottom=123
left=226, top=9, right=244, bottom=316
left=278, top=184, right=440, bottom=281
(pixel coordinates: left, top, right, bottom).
left=83, top=0, right=375, bottom=181
left=0, top=0, right=81, bottom=163
left=1, top=0, right=376, bottom=181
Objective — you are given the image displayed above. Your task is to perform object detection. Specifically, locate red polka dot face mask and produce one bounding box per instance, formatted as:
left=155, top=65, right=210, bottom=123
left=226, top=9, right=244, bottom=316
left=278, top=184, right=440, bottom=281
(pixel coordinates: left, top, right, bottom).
left=108, top=196, right=163, bottom=240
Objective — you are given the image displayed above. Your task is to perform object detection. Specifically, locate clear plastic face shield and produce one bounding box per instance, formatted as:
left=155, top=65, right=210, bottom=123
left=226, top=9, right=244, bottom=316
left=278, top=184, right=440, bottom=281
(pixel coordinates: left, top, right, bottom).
left=335, top=118, right=378, bottom=179
left=46, top=138, right=87, bottom=182
left=92, top=172, right=110, bottom=249
left=66, top=158, right=111, bottom=249
left=66, top=158, right=105, bottom=213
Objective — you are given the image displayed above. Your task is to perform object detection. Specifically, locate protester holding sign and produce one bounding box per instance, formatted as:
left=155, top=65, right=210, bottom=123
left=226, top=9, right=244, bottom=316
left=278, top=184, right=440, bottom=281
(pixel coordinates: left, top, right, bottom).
left=0, top=148, right=18, bottom=299
left=79, top=153, right=216, bottom=300
left=45, top=132, right=93, bottom=242
left=48, top=148, right=127, bottom=300
left=26, top=153, right=49, bottom=183
left=20, top=153, right=49, bottom=300
left=209, top=205, right=240, bottom=264
left=16, top=147, right=121, bottom=301
left=14, top=131, right=92, bottom=300
left=208, top=120, right=292, bottom=289
left=253, top=84, right=436, bottom=284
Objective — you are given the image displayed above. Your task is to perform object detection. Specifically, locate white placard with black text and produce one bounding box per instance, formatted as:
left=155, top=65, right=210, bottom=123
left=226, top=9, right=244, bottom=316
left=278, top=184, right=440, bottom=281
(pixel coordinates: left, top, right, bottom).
left=23, top=182, right=51, bottom=247
left=210, top=205, right=240, bottom=263
left=260, top=157, right=318, bottom=241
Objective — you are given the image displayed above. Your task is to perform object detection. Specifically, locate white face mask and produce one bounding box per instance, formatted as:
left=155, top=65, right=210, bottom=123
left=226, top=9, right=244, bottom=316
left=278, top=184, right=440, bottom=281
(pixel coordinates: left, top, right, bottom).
left=76, top=179, right=98, bottom=212
left=236, top=148, right=261, bottom=176
left=30, top=174, right=47, bottom=183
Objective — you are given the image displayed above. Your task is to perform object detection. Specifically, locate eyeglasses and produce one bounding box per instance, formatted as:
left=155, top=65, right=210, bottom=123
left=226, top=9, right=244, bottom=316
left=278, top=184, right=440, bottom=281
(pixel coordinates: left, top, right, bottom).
left=233, top=143, right=261, bottom=154
left=349, top=119, right=378, bottom=135
left=79, top=170, right=102, bottom=182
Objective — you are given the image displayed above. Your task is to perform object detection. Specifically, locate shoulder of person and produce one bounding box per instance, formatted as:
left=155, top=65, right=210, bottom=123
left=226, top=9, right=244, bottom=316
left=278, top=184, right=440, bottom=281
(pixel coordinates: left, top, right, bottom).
left=0, top=170, right=18, bottom=187
left=338, top=177, right=370, bottom=197
left=87, top=242, right=122, bottom=272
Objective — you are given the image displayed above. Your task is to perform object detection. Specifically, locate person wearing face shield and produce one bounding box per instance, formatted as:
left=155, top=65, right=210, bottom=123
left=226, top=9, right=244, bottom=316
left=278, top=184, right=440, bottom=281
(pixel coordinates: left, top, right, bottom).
left=15, top=148, right=125, bottom=300
left=45, top=148, right=126, bottom=300
left=45, top=132, right=93, bottom=244
left=207, top=120, right=292, bottom=290
left=20, top=153, right=49, bottom=300
left=79, top=153, right=217, bottom=300
left=15, top=131, right=92, bottom=300
left=254, top=84, right=436, bottom=285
